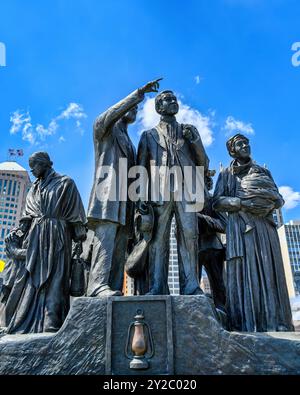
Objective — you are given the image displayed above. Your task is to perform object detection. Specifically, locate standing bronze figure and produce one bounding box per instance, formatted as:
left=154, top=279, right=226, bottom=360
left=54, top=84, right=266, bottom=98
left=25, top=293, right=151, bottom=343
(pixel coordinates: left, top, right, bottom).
left=198, top=176, right=227, bottom=314
left=137, top=90, right=209, bottom=295
left=4, top=152, right=87, bottom=334
left=0, top=216, right=31, bottom=328
left=213, top=134, right=294, bottom=332
left=86, top=79, right=162, bottom=297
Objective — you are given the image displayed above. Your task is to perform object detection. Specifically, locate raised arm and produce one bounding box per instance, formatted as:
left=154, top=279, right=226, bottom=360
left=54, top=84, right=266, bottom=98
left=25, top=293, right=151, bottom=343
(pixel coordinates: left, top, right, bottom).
left=93, top=89, right=144, bottom=140
left=198, top=213, right=227, bottom=233
left=94, top=78, right=163, bottom=141
left=213, top=169, right=241, bottom=213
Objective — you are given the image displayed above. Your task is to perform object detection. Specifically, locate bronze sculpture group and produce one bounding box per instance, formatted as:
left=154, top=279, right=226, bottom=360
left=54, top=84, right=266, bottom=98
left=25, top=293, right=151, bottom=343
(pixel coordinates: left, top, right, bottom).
left=0, top=79, right=294, bottom=334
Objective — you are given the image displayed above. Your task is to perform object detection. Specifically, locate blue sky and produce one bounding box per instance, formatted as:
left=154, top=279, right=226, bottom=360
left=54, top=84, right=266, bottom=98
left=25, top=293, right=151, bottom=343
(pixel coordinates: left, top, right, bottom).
left=0, top=0, right=300, bottom=221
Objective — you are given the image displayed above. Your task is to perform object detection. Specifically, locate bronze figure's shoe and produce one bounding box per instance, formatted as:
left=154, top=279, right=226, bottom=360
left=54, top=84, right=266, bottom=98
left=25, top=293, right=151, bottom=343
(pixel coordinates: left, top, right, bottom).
left=145, top=289, right=161, bottom=296
left=96, top=286, right=122, bottom=297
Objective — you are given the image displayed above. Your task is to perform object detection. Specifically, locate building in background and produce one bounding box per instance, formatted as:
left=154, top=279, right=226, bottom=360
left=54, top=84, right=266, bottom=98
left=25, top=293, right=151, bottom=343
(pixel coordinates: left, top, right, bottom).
left=123, top=272, right=134, bottom=296
left=273, top=208, right=284, bottom=228
left=278, top=220, right=300, bottom=298
left=0, top=161, right=31, bottom=262
left=168, top=217, right=180, bottom=295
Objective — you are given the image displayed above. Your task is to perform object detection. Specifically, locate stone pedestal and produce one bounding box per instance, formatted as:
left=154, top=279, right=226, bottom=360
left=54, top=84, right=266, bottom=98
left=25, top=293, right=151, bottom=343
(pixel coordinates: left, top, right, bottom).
left=0, top=295, right=300, bottom=375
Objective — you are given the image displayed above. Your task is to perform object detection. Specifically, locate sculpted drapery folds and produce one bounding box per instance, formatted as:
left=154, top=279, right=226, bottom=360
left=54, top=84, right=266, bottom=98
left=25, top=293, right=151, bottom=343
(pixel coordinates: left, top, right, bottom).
left=3, top=152, right=87, bottom=334
left=213, top=134, right=294, bottom=332
left=0, top=217, right=31, bottom=328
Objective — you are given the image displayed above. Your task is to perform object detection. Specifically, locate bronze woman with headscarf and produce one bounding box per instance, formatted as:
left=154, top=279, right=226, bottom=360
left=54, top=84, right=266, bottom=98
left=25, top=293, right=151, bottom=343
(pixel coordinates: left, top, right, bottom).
left=213, top=134, right=294, bottom=332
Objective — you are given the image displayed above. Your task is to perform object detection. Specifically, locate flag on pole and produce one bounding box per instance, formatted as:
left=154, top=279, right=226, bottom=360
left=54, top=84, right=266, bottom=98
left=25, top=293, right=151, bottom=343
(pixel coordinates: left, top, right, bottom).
left=8, top=148, right=24, bottom=159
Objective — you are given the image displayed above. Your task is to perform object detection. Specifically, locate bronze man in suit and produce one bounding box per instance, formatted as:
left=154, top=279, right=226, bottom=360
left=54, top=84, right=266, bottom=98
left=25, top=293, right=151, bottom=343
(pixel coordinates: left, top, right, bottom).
left=87, top=79, right=161, bottom=297
left=137, top=90, right=210, bottom=295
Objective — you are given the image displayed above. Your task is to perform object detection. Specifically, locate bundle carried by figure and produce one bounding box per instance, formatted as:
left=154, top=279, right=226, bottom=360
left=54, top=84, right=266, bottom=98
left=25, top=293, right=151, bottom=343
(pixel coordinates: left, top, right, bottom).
left=237, top=167, right=283, bottom=217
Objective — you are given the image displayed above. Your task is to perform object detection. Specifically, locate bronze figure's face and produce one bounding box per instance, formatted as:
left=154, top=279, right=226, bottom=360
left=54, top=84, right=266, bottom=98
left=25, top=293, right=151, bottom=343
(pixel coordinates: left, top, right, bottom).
left=29, top=159, right=48, bottom=179
left=233, top=138, right=251, bottom=160
left=156, top=92, right=179, bottom=116
left=123, top=105, right=138, bottom=124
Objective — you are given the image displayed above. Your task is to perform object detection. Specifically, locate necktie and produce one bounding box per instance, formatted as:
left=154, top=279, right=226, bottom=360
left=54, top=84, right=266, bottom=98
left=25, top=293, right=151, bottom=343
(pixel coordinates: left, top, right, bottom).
left=167, top=124, right=176, bottom=166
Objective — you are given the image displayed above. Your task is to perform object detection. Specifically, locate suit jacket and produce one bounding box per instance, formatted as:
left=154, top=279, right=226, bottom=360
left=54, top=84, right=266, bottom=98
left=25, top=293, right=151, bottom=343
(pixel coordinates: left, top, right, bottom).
left=137, top=119, right=210, bottom=209
left=87, top=89, right=144, bottom=227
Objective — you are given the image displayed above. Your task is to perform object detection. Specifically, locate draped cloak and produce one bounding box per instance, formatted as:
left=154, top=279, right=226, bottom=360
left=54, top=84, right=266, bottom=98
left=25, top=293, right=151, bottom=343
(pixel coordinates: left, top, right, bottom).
left=213, top=160, right=294, bottom=332
left=6, top=169, right=86, bottom=334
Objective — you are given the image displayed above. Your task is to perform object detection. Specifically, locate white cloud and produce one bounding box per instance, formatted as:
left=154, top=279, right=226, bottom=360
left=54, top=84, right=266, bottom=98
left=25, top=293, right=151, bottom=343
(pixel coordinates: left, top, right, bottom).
left=224, top=115, right=255, bottom=136
left=22, top=122, right=35, bottom=144
left=10, top=110, right=36, bottom=144
left=57, top=102, right=87, bottom=121
left=178, top=101, right=214, bottom=146
left=48, top=120, right=59, bottom=134
left=279, top=186, right=300, bottom=210
left=137, top=96, right=214, bottom=147
left=9, top=103, right=87, bottom=145
left=137, top=98, right=160, bottom=130
left=36, top=120, right=58, bottom=140
left=36, top=124, right=47, bottom=137
left=10, top=110, right=31, bottom=135
left=195, top=75, right=202, bottom=84
left=59, top=136, right=66, bottom=143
